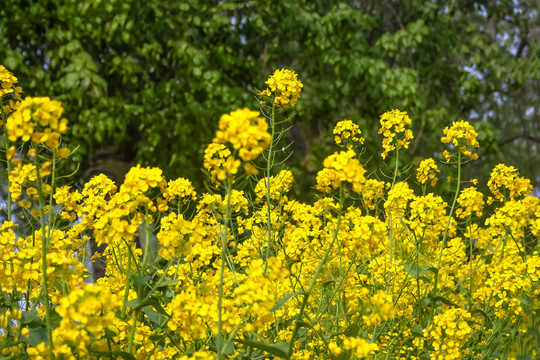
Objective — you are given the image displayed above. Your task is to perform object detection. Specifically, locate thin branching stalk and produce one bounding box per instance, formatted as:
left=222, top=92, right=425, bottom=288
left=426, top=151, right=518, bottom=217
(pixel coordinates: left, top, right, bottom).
left=217, top=178, right=233, bottom=360
left=35, top=151, right=55, bottom=359
left=287, top=186, right=344, bottom=358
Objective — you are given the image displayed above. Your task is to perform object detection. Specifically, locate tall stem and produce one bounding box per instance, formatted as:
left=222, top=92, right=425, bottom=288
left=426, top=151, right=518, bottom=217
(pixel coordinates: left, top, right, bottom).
left=429, top=151, right=462, bottom=324
left=35, top=153, right=55, bottom=359
left=264, top=102, right=276, bottom=267
left=386, top=148, right=399, bottom=290
left=288, top=186, right=344, bottom=357
left=217, top=178, right=232, bottom=360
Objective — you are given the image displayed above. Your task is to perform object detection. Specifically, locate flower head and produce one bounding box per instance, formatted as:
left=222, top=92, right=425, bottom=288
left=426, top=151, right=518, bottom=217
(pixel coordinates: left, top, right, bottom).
left=378, top=109, right=413, bottom=159
left=261, top=68, right=303, bottom=108
left=6, top=97, right=68, bottom=148
left=316, top=150, right=366, bottom=194
left=0, top=65, right=23, bottom=115
left=416, top=158, right=439, bottom=187
left=487, top=164, right=532, bottom=203
left=441, top=120, right=479, bottom=161
left=333, top=119, right=365, bottom=150
left=203, top=143, right=240, bottom=183
left=456, top=187, right=484, bottom=218
left=214, top=108, right=271, bottom=161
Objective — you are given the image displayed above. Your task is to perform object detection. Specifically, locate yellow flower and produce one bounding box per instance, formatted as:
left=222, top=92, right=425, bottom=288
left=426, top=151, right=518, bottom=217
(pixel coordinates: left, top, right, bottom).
left=316, top=149, right=366, bottom=195
left=378, top=109, right=413, bottom=159
left=440, top=120, right=480, bottom=161
left=456, top=187, right=484, bottom=218
left=0, top=65, right=23, bottom=115
left=333, top=119, right=365, bottom=150
left=487, top=163, right=532, bottom=203
left=424, top=308, right=473, bottom=360
left=416, top=158, right=439, bottom=187
left=342, top=337, right=379, bottom=358
left=254, top=169, right=294, bottom=201
left=214, top=108, right=271, bottom=161
left=6, top=96, right=68, bottom=148
left=262, top=68, right=303, bottom=108
left=203, top=143, right=240, bottom=183
left=164, top=177, right=197, bottom=202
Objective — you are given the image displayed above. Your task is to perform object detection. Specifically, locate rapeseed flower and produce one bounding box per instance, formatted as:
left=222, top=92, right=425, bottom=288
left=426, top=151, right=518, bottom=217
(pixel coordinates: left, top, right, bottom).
left=333, top=119, right=365, bottom=150
left=441, top=120, right=479, bottom=161
left=487, top=163, right=532, bottom=203
left=203, top=143, right=240, bottom=183
left=456, top=187, right=484, bottom=218
left=214, top=108, right=271, bottom=161
left=260, top=68, right=303, bottom=108
left=423, top=308, right=473, bottom=360
left=316, top=149, right=366, bottom=194
left=416, top=158, right=439, bottom=187
left=6, top=96, right=68, bottom=148
left=0, top=65, right=22, bottom=114
left=378, top=109, right=413, bottom=159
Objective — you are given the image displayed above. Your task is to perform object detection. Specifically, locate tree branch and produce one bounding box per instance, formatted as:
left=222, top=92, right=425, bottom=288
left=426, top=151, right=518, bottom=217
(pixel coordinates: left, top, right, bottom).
left=499, top=133, right=540, bottom=146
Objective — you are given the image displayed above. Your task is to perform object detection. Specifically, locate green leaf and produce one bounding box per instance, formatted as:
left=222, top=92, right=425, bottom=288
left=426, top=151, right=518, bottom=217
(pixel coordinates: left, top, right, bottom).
left=517, top=295, right=532, bottom=309
left=143, top=306, right=166, bottom=327
left=403, top=264, right=436, bottom=280
left=271, top=292, right=300, bottom=312
left=26, top=327, right=47, bottom=347
left=21, top=310, right=41, bottom=327
left=145, top=297, right=170, bottom=318
left=343, top=323, right=360, bottom=337
left=411, top=325, right=424, bottom=338
left=481, top=253, right=494, bottom=265
left=235, top=338, right=290, bottom=359
left=429, top=296, right=458, bottom=307
left=132, top=274, right=151, bottom=288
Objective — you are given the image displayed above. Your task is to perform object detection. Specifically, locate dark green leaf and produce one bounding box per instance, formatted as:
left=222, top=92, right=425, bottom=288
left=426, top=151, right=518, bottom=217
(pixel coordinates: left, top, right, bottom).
left=235, top=339, right=290, bottom=359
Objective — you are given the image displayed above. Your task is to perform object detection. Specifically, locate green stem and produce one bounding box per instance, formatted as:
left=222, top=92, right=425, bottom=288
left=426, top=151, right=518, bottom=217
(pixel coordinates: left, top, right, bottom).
left=217, top=178, right=233, bottom=360
left=127, top=311, right=139, bottom=354
left=141, top=209, right=151, bottom=270
left=264, top=102, right=276, bottom=269
left=35, top=153, right=54, bottom=359
left=121, top=247, right=132, bottom=320
left=429, top=151, right=462, bottom=325
left=287, top=186, right=344, bottom=357
left=387, top=147, right=400, bottom=290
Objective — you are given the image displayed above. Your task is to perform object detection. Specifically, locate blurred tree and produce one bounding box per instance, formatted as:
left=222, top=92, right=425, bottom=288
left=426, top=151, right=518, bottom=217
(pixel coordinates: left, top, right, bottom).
left=1, top=0, right=539, bottom=193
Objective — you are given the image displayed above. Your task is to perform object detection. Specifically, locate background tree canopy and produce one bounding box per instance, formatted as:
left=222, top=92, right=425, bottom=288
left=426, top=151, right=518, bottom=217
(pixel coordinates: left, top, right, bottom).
left=1, top=0, right=539, bottom=195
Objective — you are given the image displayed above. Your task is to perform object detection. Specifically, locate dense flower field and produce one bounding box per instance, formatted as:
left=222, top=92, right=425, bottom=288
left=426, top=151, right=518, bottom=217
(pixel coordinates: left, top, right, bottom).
left=1, top=65, right=539, bottom=359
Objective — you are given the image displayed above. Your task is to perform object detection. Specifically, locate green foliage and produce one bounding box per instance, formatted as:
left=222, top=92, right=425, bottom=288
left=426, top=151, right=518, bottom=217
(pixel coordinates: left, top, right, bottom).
left=1, top=0, right=539, bottom=191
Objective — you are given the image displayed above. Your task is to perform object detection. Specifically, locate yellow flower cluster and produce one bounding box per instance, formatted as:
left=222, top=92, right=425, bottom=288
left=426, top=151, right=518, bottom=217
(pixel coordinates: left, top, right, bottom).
left=214, top=108, right=271, bottom=161
left=3, top=65, right=540, bottom=360
left=342, top=337, right=379, bottom=358
left=384, top=182, right=415, bottom=217
left=316, top=149, right=366, bottom=194
left=378, top=109, right=413, bottom=159
left=416, top=158, right=439, bottom=187
left=424, top=308, right=473, bottom=360
left=8, top=162, right=37, bottom=201
left=441, top=120, right=480, bottom=161
left=362, top=178, right=389, bottom=210
left=6, top=96, right=68, bottom=148
left=456, top=186, right=484, bottom=218
left=204, top=108, right=270, bottom=183
left=487, top=163, right=532, bottom=203
left=333, top=119, right=365, bottom=149
left=164, top=177, right=197, bottom=202
left=0, top=65, right=23, bottom=115
left=362, top=290, right=395, bottom=326
left=203, top=142, right=240, bottom=182
left=254, top=169, right=294, bottom=202
left=260, top=68, right=303, bottom=107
